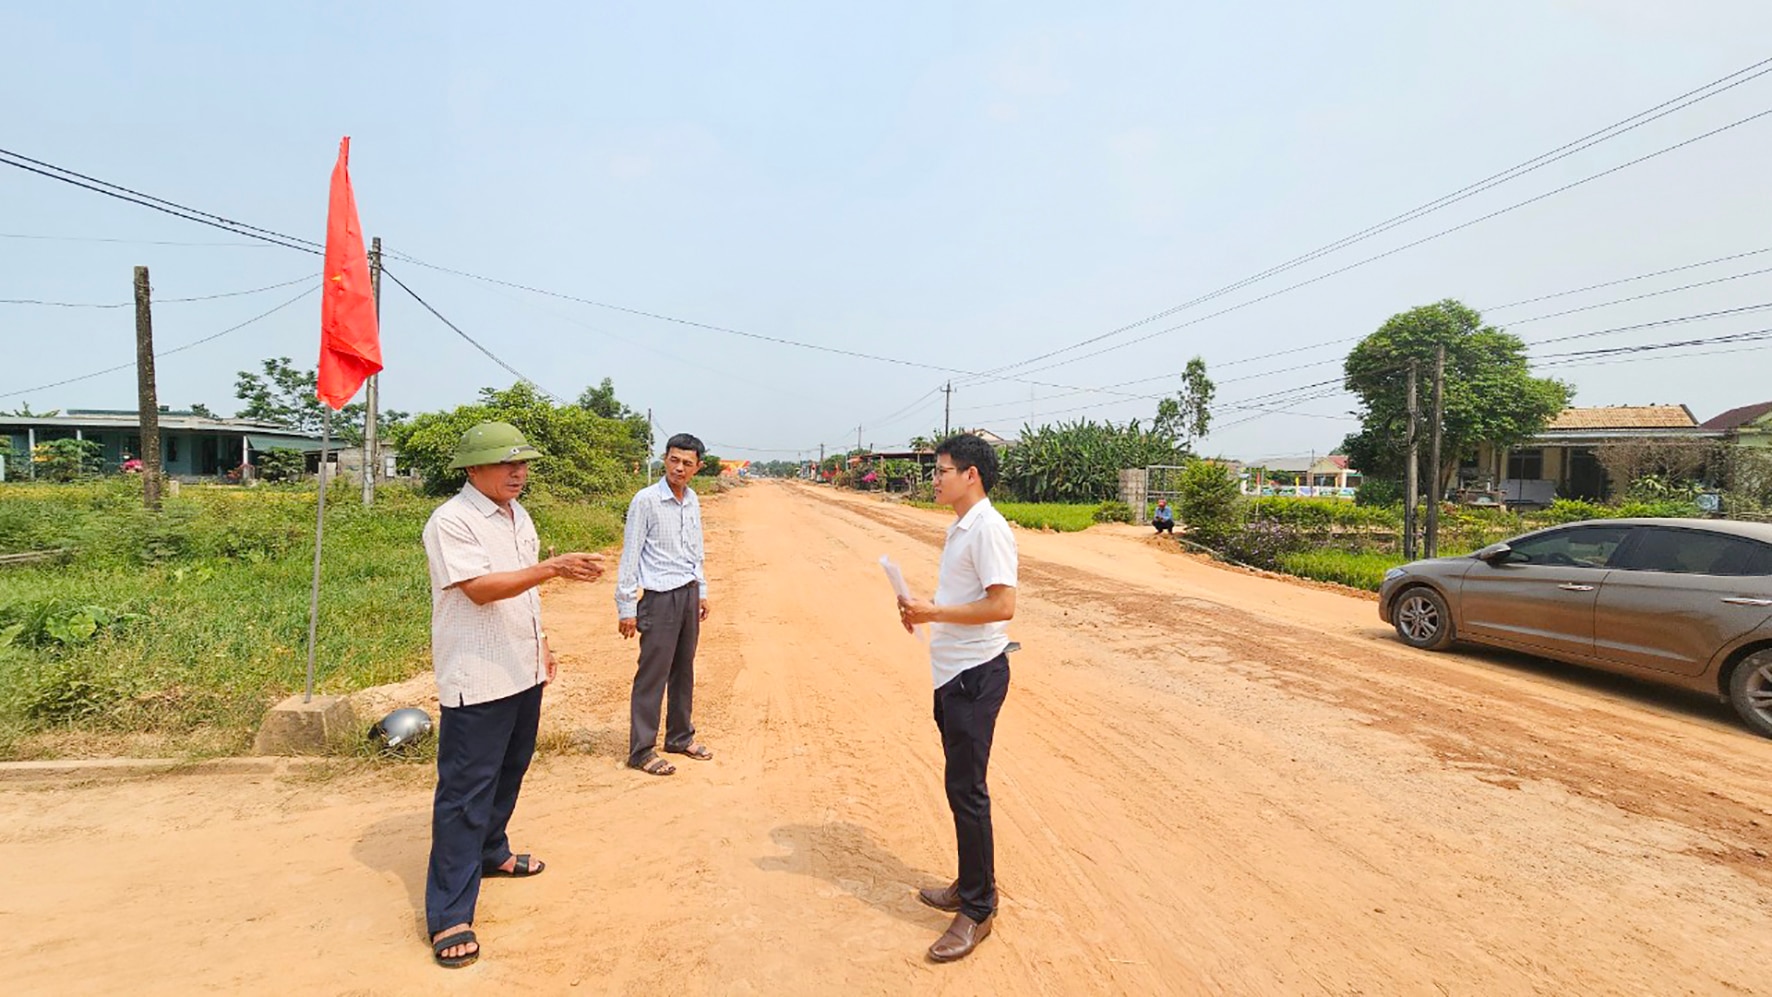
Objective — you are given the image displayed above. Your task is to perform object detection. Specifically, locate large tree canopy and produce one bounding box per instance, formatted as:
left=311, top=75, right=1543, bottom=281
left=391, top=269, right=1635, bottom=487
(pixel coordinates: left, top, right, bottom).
left=389, top=382, right=638, bottom=498
left=233, top=357, right=407, bottom=445
left=1341, top=299, right=1569, bottom=490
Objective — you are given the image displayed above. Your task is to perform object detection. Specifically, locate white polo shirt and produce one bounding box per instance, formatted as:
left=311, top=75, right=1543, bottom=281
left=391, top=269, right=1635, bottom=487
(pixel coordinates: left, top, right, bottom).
left=422, top=483, right=546, bottom=707
left=929, top=498, right=1019, bottom=689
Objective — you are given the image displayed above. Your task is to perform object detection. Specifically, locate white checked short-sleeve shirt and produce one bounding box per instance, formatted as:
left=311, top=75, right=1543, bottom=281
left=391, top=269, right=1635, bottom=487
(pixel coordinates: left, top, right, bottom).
left=929, top=498, right=1018, bottom=688
left=422, top=483, right=546, bottom=707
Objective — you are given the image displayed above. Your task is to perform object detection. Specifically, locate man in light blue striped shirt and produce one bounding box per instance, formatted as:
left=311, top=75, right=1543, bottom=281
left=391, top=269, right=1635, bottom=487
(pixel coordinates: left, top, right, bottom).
left=616, top=433, right=713, bottom=776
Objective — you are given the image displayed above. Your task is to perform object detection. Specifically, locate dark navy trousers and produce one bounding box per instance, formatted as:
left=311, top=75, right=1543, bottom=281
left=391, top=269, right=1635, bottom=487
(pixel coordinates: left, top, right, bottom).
left=933, top=653, right=1011, bottom=924
left=425, top=682, right=542, bottom=935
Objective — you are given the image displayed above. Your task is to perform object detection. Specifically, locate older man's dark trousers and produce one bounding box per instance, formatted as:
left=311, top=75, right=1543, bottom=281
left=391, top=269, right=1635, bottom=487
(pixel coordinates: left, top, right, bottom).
left=933, top=653, right=1011, bottom=924
left=629, top=581, right=700, bottom=766
left=425, top=682, right=542, bottom=935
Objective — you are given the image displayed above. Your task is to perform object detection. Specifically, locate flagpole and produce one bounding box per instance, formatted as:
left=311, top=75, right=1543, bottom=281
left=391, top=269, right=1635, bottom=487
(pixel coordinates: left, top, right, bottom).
left=303, top=408, right=332, bottom=703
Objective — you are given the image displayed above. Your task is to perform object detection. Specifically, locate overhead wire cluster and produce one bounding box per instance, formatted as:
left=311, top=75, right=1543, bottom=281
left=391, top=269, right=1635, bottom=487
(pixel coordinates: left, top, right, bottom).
left=5, top=52, right=1772, bottom=455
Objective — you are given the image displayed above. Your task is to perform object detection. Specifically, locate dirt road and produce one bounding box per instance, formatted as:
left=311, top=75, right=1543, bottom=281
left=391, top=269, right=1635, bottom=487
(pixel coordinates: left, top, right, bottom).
left=7, top=481, right=1771, bottom=995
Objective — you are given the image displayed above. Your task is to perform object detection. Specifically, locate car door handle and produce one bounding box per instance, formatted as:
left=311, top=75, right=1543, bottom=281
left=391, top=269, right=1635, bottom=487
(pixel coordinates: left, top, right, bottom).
left=1556, top=583, right=1595, bottom=592
left=1721, top=597, right=1772, bottom=606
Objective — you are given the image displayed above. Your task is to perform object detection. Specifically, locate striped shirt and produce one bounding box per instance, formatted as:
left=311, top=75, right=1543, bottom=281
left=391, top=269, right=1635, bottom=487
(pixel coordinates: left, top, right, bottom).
left=615, top=476, right=707, bottom=618
left=422, top=483, right=546, bottom=707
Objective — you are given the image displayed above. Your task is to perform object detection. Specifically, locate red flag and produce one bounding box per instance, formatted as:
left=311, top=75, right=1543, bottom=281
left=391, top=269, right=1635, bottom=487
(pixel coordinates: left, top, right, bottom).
left=316, top=136, right=382, bottom=410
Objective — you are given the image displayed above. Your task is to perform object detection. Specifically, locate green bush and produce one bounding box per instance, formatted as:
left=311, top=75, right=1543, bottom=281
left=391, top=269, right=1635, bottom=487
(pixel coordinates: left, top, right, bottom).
left=1214, top=520, right=1310, bottom=569
left=1354, top=478, right=1403, bottom=507
left=1247, top=497, right=1396, bottom=529
left=1093, top=500, right=1133, bottom=523
left=1176, top=459, right=1242, bottom=544
left=1539, top=498, right=1608, bottom=524
left=31, top=438, right=102, bottom=482
left=390, top=382, right=639, bottom=500
left=256, top=448, right=305, bottom=483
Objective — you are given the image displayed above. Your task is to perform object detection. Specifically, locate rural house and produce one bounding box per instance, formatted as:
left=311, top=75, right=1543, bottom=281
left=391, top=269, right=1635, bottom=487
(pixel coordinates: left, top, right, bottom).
left=1478, top=405, right=1723, bottom=505
left=1, top=409, right=330, bottom=481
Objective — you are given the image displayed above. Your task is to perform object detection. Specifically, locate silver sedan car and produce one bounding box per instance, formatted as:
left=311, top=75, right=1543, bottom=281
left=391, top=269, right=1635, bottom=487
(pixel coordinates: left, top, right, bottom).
left=1378, top=518, right=1772, bottom=738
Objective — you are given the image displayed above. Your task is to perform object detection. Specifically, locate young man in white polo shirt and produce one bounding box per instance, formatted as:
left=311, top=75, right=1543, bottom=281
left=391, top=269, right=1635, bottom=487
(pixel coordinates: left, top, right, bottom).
left=897, top=432, right=1018, bottom=963
left=420, top=422, right=606, bottom=968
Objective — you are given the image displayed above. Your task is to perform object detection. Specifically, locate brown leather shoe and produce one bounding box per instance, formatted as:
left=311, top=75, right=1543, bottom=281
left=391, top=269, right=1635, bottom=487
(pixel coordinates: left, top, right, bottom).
left=917, top=881, right=961, bottom=912
left=927, top=912, right=993, bottom=963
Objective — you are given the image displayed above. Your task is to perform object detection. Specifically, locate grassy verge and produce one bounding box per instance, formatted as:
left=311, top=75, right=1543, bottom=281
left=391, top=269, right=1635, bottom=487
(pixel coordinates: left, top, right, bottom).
left=0, top=480, right=624, bottom=758
left=1273, top=549, right=1407, bottom=591
left=992, top=502, right=1099, bottom=532
left=901, top=499, right=1101, bottom=532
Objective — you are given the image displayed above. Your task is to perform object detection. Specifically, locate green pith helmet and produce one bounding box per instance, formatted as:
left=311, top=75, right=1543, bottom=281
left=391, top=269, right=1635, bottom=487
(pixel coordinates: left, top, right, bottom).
left=448, top=421, right=545, bottom=469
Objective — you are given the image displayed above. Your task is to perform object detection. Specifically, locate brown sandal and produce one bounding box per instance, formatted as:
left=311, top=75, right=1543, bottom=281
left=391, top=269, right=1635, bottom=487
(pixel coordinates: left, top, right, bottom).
left=633, top=753, right=676, bottom=776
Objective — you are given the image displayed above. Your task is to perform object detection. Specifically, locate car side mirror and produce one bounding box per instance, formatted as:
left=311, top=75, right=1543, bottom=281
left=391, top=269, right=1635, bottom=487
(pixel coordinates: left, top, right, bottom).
left=1475, top=542, right=1512, bottom=565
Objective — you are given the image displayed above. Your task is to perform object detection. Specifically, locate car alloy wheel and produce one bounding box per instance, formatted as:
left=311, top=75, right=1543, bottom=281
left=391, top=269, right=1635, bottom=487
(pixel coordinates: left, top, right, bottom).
left=1394, top=587, right=1453, bottom=650
left=1729, top=649, right=1772, bottom=739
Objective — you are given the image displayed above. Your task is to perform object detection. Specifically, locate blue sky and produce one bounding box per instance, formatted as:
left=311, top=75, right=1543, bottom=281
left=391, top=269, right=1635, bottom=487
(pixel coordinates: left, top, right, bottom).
left=6, top=1, right=1772, bottom=464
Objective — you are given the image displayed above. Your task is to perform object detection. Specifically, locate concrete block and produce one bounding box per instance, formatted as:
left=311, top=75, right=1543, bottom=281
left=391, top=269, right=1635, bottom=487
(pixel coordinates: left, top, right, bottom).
left=253, top=694, right=355, bottom=755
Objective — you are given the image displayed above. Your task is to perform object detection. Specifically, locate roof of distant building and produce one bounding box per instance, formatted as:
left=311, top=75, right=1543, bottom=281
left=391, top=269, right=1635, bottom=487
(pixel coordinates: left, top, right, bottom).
left=1544, top=405, right=1697, bottom=431
left=1700, top=400, right=1772, bottom=431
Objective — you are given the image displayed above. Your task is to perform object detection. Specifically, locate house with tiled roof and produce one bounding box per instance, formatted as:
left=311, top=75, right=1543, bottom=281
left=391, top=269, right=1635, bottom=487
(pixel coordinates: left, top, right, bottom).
left=1477, top=405, right=1723, bottom=505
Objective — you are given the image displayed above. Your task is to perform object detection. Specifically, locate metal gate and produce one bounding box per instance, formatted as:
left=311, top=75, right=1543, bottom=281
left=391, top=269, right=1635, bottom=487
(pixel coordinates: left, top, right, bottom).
left=1138, top=464, right=1188, bottom=524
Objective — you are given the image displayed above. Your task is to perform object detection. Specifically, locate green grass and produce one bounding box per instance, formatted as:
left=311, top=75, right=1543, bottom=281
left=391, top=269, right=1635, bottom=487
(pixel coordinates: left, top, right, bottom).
left=1274, top=549, right=1407, bottom=591
left=991, top=502, right=1100, bottom=532
left=902, top=499, right=1114, bottom=532
left=0, top=479, right=624, bottom=757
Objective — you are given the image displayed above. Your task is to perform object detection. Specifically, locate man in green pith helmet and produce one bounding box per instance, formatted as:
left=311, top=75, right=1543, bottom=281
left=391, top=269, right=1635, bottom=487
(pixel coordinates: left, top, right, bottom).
left=420, top=421, right=606, bottom=968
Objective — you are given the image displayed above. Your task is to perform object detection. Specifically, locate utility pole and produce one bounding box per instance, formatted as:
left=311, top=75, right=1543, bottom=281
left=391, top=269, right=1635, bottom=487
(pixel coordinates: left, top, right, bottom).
left=134, top=266, right=162, bottom=511
left=1426, top=344, right=1446, bottom=558
left=361, top=237, right=382, bottom=507
left=819, top=442, right=826, bottom=479
left=942, top=381, right=952, bottom=438
left=1403, top=360, right=1419, bottom=561
left=857, top=425, right=863, bottom=454
left=647, top=408, right=655, bottom=482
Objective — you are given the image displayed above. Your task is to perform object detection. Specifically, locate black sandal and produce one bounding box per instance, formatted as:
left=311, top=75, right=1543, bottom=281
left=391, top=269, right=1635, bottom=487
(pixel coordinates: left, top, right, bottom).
left=432, top=929, right=479, bottom=968
left=483, top=853, right=545, bottom=877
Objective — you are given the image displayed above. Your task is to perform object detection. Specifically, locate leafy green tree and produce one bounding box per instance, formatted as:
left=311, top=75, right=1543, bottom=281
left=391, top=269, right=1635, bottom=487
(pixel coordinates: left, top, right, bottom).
left=576, top=377, right=652, bottom=464
left=233, top=357, right=408, bottom=445
left=3, top=403, right=59, bottom=417
left=388, top=382, right=635, bottom=498
left=697, top=453, right=723, bottom=476
left=189, top=402, right=218, bottom=419
left=1342, top=300, right=1569, bottom=497
left=1154, top=356, right=1215, bottom=448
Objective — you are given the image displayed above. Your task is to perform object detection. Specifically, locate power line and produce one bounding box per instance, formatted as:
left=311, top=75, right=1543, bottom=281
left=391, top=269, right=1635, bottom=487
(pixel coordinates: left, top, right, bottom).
left=379, top=267, right=564, bottom=401
left=0, top=147, right=322, bottom=254
left=968, top=55, right=1772, bottom=382
left=1, top=273, right=319, bottom=308
left=1484, top=245, right=1772, bottom=310
left=0, top=231, right=273, bottom=248
left=984, top=104, right=1772, bottom=384
left=384, top=249, right=1152, bottom=395
left=954, top=247, right=1772, bottom=413
left=0, top=286, right=318, bottom=400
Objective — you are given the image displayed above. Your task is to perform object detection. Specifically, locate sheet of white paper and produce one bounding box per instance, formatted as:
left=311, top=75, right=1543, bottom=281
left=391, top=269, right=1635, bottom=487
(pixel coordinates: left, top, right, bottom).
left=880, top=555, right=929, bottom=642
